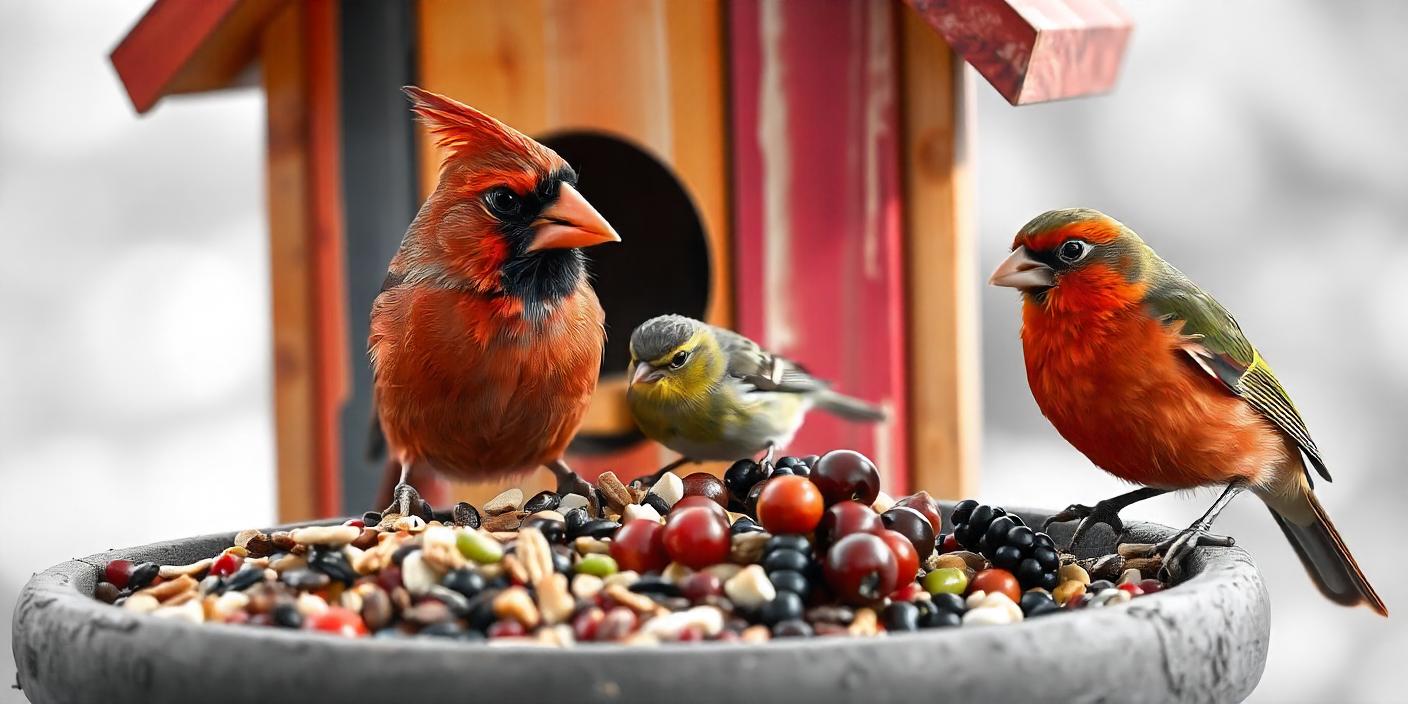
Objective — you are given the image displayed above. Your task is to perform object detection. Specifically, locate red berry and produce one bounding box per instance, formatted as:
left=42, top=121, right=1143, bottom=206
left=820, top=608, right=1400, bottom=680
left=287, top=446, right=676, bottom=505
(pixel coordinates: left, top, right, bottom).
left=307, top=607, right=368, bottom=637
left=210, top=551, right=242, bottom=578
left=940, top=534, right=960, bottom=553
left=673, top=495, right=729, bottom=519
left=895, top=491, right=943, bottom=535
left=756, top=475, right=825, bottom=535
left=1138, top=579, right=1164, bottom=594
left=891, top=581, right=925, bottom=603
left=682, top=472, right=728, bottom=508
left=1118, top=582, right=1144, bottom=596
left=971, top=568, right=1021, bottom=603
left=878, top=529, right=919, bottom=587
left=815, top=501, right=884, bottom=547
left=809, top=450, right=880, bottom=506
left=376, top=564, right=403, bottom=592
left=488, top=619, right=527, bottom=639
left=679, top=571, right=724, bottom=603
left=662, top=507, right=731, bottom=569
left=572, top=606, right=605, bottom=641
left=823, top=533, right=899, bottom=606
left=611, top=519, right=670, bottom=573
left=103, top=559, right=135, bottom=589
left=342, top=518, right=365, bottom=529
left=677, top=625, right=705, bottom=642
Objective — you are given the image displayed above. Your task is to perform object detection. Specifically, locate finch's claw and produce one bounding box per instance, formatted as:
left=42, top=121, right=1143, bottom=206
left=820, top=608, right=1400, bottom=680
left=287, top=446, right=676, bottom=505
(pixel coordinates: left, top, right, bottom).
left=1156, top=527, right=1235, bottom=583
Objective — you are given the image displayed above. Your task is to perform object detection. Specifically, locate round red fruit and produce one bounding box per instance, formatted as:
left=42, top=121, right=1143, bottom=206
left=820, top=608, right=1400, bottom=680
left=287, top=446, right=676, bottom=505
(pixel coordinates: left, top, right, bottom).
left=756, top=475, right=824, bottom=535
left=971, top=568, right=1021, bottom=603
left=815, top=500, right=884, bottom=547
left=878, top=529, right=919, bottom=587
left=307, top=607, right=368, bottom=637
left=103, top=559, right=135, bottom=589
left=881, top=506, right=936, bottom=559
left=662, top=507, right=731, bottom=569
left=682, top=472, right=728, bottom=508
left=611, top=519, right=670, bottom=573
left=895, top=491, right=943, bottom=535
left=823, top=533, right=899, bottom=606
left=809, top=450, right=881, bottom=506
left=210, top=551, right=242, bottom=577
left=673, top=495, right=729, bottom=519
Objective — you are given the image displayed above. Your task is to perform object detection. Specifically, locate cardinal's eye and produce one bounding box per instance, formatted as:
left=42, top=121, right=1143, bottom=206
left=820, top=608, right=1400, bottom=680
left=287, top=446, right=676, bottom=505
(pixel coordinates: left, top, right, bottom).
left=1058, top=240, right=1091, bottom=264
left=485, top=187, right=523, bottom=218
left=669, top=351, right=689, bottom=369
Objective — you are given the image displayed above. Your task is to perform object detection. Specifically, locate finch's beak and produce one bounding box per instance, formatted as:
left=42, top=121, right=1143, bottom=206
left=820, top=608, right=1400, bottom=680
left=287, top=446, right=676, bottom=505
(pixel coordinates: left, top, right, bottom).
left=527, top=183, right=622, bottom=252
left=630, top=363, right=663, bottom=387
left=989, top=246, right=1055, bottom=289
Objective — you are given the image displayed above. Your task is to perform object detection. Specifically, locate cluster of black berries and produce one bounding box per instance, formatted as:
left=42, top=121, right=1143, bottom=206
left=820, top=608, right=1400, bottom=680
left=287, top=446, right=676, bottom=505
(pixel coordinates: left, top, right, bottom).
left=756, top=535, right=819, bottom=631
left=950, top=499, right=1061, bottom=591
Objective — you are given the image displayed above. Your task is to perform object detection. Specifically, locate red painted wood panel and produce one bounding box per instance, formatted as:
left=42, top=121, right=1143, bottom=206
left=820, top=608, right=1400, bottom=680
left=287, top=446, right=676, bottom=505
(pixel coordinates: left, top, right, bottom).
left=729, top=0, right=910, bottom=494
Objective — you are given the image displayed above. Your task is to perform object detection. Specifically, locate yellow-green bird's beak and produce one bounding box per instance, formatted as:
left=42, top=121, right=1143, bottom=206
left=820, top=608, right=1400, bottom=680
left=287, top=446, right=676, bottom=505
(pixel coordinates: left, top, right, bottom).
left=989, top=246, right=1054, bottom=289
left=631, top=363, right=664, bottom=386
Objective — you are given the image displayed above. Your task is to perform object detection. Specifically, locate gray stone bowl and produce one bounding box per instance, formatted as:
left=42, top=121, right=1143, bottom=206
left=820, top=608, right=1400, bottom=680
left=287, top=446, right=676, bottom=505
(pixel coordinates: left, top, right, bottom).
left=12, top=505, right=1269, bottom=703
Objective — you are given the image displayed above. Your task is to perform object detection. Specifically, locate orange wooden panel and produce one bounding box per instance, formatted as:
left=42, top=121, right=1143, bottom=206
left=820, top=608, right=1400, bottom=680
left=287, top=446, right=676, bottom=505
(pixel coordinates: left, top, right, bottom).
left=899, top=4, right=979, bottom=500
left=416, top=0, right=733, bottom=505
left=262, top=1, right=346, bottom=521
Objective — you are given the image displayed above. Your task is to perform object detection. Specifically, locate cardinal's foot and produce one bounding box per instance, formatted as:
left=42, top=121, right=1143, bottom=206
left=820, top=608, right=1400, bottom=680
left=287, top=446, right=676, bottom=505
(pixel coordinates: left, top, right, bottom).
left=548, top=459, right=593, bottom=499
left=383, top=481, right=423, bottom=519
left=1044, top=501, right=1125, bottom=551
left=1155, top=526, right=1235, bottom=582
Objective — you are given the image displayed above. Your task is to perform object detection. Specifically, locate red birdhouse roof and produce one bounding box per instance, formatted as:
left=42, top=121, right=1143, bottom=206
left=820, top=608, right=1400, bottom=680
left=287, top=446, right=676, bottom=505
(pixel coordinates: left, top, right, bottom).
left=111, top=0, right=1132, bottom=113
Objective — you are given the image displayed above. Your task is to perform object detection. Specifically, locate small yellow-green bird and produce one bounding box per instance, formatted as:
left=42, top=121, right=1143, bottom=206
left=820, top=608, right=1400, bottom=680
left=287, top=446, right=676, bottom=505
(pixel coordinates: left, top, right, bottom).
left=626, top=315, right=885, bottom=474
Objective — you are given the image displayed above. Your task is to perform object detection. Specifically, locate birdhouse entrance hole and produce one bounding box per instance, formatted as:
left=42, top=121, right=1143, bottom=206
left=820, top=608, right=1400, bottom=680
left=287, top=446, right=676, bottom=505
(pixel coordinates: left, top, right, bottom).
left=538, top=132, right=712, bottom=451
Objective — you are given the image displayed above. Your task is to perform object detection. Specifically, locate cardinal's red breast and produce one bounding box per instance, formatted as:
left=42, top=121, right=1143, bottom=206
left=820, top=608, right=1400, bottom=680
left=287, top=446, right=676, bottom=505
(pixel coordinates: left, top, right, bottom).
left=370, top=281, right=604, bottom=480
left=1021, top=301, right=1290, bottom=490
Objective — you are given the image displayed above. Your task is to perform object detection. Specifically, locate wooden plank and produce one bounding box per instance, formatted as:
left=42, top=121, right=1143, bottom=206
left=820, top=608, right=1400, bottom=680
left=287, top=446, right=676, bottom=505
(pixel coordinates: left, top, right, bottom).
left=111, top=0, right=283, bottom=113
left=415, top=0, right=733, bottom=506
left=729, top=0, right=911, bottom=494
left=899, top=4, right=979, bottom=500
left=261, top=2, right=346, bottom=521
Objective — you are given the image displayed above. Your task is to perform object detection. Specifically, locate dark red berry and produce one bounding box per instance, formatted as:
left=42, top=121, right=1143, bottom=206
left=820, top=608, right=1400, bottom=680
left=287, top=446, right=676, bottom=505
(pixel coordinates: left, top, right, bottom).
left=682, top=472, right=728, bottom=508
left=824, top=533, right=898, bottom=606
left=809, top=450, right=880, bottom=506
left=881, top=506, right=936, bottom=560
left=611, top=519, right=670, bottom=573
left=894, top=491, right=943, bottom=534
left=815, top=500, right=884, bottom=547
left=662, top=507, right=731, bottom=569
left=103, top=559, right=135, bottom=590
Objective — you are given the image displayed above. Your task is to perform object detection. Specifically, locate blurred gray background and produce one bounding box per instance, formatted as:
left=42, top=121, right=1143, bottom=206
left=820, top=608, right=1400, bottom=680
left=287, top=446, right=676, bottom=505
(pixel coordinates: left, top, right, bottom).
left=0, top=1, right=1404, bottom=702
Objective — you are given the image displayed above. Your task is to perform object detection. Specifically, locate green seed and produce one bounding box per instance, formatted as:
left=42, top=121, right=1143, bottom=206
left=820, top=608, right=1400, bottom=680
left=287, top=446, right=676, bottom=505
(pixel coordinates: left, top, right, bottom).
left=456, top=529, right=503, bottom=564
left=923, top=567, right=968, bottom=595
left=575, top=553, right=618, bottom=577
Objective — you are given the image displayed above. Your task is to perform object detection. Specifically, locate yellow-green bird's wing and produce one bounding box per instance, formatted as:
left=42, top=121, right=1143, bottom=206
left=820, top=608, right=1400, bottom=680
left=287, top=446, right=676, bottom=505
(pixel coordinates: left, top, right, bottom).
left=1145, top=263, right=1331, bottom=484
left=709, top=325, right=829, bottom=394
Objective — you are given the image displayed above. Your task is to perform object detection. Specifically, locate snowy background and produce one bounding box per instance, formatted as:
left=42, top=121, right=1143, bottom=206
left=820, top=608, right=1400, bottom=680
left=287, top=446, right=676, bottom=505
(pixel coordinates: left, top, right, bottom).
left=1, top=1, right=1404, bottom=702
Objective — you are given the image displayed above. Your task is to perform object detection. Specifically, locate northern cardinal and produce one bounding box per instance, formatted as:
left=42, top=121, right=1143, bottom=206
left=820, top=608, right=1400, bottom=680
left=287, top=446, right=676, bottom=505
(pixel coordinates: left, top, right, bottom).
left=990, top=208, right=1385, bottom=615
left=370, top=87, right=620, bottom=514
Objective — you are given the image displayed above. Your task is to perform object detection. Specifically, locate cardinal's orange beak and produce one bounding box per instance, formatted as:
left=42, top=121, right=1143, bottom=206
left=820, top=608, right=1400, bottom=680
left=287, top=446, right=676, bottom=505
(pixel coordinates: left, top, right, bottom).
left=527, top=183, right=621, bottom=252
left=989, top=246, right=1054, bottom=289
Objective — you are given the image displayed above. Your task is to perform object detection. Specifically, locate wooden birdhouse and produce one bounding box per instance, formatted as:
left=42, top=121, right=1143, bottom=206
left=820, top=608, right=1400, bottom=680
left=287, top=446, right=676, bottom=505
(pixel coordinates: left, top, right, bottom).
left=112, top=0, right=1131, bottom=521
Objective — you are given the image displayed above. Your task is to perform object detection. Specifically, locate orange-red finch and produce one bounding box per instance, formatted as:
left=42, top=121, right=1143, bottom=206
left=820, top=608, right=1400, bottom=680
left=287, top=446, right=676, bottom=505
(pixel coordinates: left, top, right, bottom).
left=991, top=208, right=1385, bottom=615
left=370, top=87, right=620, bottom=513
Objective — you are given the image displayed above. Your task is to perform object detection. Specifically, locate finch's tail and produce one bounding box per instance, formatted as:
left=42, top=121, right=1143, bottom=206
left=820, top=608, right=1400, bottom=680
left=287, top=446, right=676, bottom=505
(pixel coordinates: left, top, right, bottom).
left=1266, top=487, right=1387, bottom=616
left=813, top=390, right=886, bottom=423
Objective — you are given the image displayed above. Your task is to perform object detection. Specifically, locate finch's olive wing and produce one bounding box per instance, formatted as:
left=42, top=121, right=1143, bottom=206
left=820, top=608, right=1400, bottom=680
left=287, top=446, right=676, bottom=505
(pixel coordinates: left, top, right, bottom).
left=1146, top=276, right=1332, bottom=483
left=712, top=326, right=827, bottom=394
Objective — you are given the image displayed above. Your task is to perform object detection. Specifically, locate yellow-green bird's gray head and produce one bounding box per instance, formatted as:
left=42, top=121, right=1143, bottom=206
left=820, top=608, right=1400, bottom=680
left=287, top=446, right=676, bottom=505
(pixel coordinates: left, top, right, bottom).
left=627, top=314, right=885, bottom=463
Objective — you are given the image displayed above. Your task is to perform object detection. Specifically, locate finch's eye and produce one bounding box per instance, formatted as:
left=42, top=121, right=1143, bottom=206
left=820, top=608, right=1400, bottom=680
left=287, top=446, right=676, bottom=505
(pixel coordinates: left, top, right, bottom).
left=485, top=187, right=523, bottom=218
left=668, top=351, right=689, bottom=369
left=1058, top=240, right=1091, bottom=264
